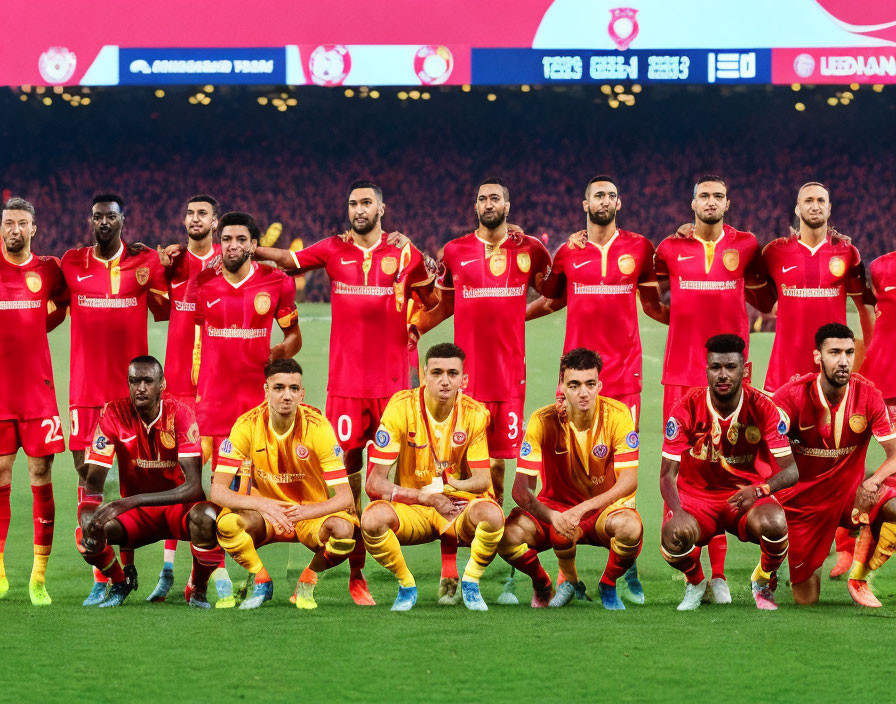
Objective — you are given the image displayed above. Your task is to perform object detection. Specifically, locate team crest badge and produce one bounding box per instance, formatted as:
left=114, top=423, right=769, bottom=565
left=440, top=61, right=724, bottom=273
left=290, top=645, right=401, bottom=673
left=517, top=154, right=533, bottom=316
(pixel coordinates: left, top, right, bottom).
left=829, top=256, right=846, bottom=278
left=520, top=442, right=532, bottom=457
left=159, top=431, right=176, bottom=449
left=849, top=414, right=867, bottom=433
left=94, top=435, right=108, bottom=451
left=516, top=252, right=531, bottom=273
left=381, top=256, right=398, bottom=275
left=135, top=266, right=150, bottom=286
left=726, top=423, right=739, bottom=445
left=375, top=429, right=391, bottom=448
left=295, top=444, right=310, bottom=460
left=452, top=430, right=467, bottom=445
left=38, top=46, right=77, bottom=84
left=220, top=439, right=232, bottom=454
left=254, top=292, right=271, bottom=315
left=745, top=425, right=761, bottom=444
left=608, top=8, right=639, bottom=51
left=25, top=272, right=42, bottom=293
left=722, top=249, right=739, bottom=272
left=665, top=417, right=680, bottom=441
left=592, top=444, right=609, bottom=459
left=307, top=45, right=352, bottom=87
left=489, top=251, right=507, bottom=276
left=626, top=431, right=640, bottom=449
left=618, top=254, right=636, bottom=276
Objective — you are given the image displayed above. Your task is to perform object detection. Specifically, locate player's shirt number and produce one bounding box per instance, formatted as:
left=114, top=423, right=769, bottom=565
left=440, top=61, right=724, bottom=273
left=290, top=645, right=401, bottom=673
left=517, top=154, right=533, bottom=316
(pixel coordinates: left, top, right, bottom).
left=69, top=409, right=79, bottom=438
left=41, top=416, right=63, bottom=444
left=337, top=415, right=352, bottom=443
left=508, top=412, right=519, bottom=440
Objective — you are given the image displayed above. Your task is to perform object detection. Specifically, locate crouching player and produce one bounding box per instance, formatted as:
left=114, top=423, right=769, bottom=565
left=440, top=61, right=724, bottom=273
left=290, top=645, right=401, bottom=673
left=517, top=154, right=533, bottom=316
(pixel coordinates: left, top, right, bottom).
left=212, top=358, right=357, bottom=610
left=660, top=335, right=799, bottom=610
left=773, top=323, right=896, bottom=607
left=362, top=343, right=504, bottom=611
left=497, top=348, right=642, bottom=610
left=77, top=356, right=223, bottom=608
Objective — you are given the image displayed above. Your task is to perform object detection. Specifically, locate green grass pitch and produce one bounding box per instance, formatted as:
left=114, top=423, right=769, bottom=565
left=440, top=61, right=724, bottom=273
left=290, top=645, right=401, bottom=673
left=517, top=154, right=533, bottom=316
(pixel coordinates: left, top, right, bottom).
left=2, top=304, right=893, bottom=703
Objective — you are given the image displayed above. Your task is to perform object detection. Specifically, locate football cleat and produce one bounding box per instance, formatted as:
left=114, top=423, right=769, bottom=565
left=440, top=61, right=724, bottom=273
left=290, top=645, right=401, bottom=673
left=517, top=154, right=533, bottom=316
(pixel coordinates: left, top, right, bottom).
left=213, top=571, right=234, bottom=599
left=531, top=583, right=554, bottom=608
left=146, top=567, right=174, bottom=602
left=239, top=579, right=273, bottom=610
left=437, top=577, right=459, bottom=606
left=29, top=580, right=52, bottom=606
left=710, top=577, right=732, bottom=604
left=98, top=580, right=134, bottom=608
left=461, top=580, right=488, bottom=611
left=829, top=551, right=853, bottom=579
left=349, top=574, right=376, bottom=606
left=496, top=574, right=519, bottom=605
left=123, top=564, right=139, bottom=593
left=548, top=580, right=576, bottom=607
left=677, top=579, right=707, bottom=611
left=294, top=581, right=318, bottom=610
left=751, top=580, right=778, bottom=611
left=598, top=583, right=625, bottom=611
left=82, top=581, right=108, bottom=607
left=391, top=585, right=418, bottom=612
left=621, top=565, right=645, bottom=604
left=185, top=578, right=211, bottom=609
left=0, top=576, right=9, bottom=599
left=848, top=579, right=882, bottom=608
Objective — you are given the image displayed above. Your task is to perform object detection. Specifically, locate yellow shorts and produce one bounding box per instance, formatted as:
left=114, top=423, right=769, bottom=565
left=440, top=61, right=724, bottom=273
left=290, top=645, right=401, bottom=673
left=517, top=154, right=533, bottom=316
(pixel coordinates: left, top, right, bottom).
left=218, top=507, right=358, bottom=551
left=368, top=497, right=501, bottom=547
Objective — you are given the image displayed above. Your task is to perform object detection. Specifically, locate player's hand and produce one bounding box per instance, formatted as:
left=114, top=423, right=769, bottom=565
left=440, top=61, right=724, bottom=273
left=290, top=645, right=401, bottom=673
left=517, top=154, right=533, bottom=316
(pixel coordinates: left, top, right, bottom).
left=157, top=243, right=184, bottom=267
left=259, top=500, right=296, bottom=536
left=672, top=223, right=692, bottom=238
left=664, top=509, right=699, bottom=552
left=387, top=231, right=411, bottom=249
left=550, top=510, right=577, bottom=541
left=282, top=503, right=312, bottom=523
left=421, top=492, right=462, bottom=520
left=422, top=253, right=438, bottom=275
left=726, top=485, right=756, bottom=513
left=87, top=499, right=131, bottom=536
left=567, top=231, right=587, bottom=249
left=852, top=479, right=880, bottom=524
left=408, top=324, right=420, bottom=346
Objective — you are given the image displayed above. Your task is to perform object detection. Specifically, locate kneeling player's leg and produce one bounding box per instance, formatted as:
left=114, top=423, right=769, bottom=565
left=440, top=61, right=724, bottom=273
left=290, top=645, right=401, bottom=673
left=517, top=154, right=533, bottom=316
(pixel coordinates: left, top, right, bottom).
left=361, top=501, right=415, bottom=588
left=459, top=500, right=505, bottom=585
left=661, top=510, right=703, bottom=584
left=848, top=497, right=896, bottom=607
left=497, top=509, right=552, bottom=599
left=216, top=510, right=269, bottom=581
left=743, top=500, right=789, bottom=609
left=77, top=517, right=129, bottom=585
left=186, top=503, right=225, bottom=606
left=600, top=509, right=643, bottom=588
left=305, top=516, right=356, bottom=578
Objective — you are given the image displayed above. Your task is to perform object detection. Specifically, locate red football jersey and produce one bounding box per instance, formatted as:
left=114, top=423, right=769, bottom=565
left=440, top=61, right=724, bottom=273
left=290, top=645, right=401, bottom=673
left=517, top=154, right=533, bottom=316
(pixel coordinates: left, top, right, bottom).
left=860, top=253, right=896, bottom=399
left=194, top=263, right=297, bottom=436
left=663, top=385, right=792, bottom=497
left=437, top=231, right=550, bottom=402
left=86, top=397, right=202, bottom=498
left=0, top=254, right=67, bottom=420
left=762, top=235, right=865, bottom=391
left=542, top=229, right=656, bottom=396
left=655, top=225, right=765, bottom=387
left=773, top=373, right=896, bottom=510
left=61, top=243, right=168, bottom=407
left=290, top=234, right=432, bottom=398
left=164, top=245, right=221, bottom=399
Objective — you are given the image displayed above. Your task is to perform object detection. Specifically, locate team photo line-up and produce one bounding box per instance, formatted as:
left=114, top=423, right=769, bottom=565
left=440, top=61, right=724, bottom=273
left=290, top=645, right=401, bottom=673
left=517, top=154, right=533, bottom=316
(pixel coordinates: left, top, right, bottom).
left=2, top=173, right=895, bottom=613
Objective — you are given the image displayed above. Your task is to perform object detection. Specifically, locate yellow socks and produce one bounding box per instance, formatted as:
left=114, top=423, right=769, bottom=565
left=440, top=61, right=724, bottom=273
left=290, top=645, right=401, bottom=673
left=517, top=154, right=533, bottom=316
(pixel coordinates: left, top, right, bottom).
left=869, top=522, right=896, bottom=571
left=31, top=545, right=51, bottom=584
left=363, top=529, right=415, bottom=587
left=463, top=523, right=504, bottom=584
left=554, top=546, right=579, bottom=583
left=216, top=512, right=264, bottom=575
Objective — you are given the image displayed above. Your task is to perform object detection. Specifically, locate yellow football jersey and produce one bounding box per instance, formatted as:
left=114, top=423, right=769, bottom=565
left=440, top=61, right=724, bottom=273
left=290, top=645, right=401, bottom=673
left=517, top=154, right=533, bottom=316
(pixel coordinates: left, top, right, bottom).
left=368, top=388, right=491, bottom=501
left=215, top=402, right=347, bottom=505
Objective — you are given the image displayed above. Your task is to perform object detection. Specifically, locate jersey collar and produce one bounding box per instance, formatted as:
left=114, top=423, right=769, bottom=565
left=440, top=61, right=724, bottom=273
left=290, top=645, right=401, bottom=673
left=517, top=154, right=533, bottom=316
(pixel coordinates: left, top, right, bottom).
left=797, top=237, right=827, bottom=256
left=141, top=399, right=164, bottom=432
left=225, top=263, right=256, bottom=289
left=188, top=246, right=217, bottom=262
left=705, top=386, right=744, bottom=423
left=475, top=232, right=508, bottom=248
left=92, top=242, right=124, bottom=265
left=587, top=230, right=620, bottom=254
left=352, top=233, right=385, bottom=256
left=3, top=252, right=33, bottom=267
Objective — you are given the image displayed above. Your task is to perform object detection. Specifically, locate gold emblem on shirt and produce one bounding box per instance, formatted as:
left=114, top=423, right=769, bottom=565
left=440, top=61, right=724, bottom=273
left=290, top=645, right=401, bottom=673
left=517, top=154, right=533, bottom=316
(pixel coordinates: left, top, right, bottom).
left=381, top=256, right=397, bottom=275
left=829, top=256, right=846, bottom=278
left=135, top=266, right=150, bottom=286
left=159, top=431, right=176, bottom=449
left=25, top=272, right=42, bottom=293
left=849, top=414, right=867, bottom=433
left=722, top=249, right=739, bottom=272
left=618, top=254, right=636, bottom=276
left=727, top=423, right=739, bottom=445
left=489, top=251, right=507, bottom=276
left=745, top=425, right=761, bottom=444
left=254, top=292, right=271, bottom=315
left=516, top=252, right=531, bottom=273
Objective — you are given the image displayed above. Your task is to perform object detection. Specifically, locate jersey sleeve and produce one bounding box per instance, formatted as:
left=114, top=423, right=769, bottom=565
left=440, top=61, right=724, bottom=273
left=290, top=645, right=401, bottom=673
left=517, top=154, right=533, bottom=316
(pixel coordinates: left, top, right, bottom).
left=308, top=415, right=349, bottom=488
left=541, top=246, right=567, bottom=299
left=404, top=244, right=435, bottom=289
left=529, top=239, right=551, bottom=290
left=654, top=240, right=669, bottom=277
left=214, top=420, right=252, bottom=475
left=517, top=412, right=545, bottom=477
left=661, top=398, right=693, bottom=461
left=174, top=403, right=202, bottom=459
left=757, top=395, right=792, bottom=460
left=744, top=239, right=769, bottom=289
left=148, top=254, right=169, bottom=297
left=86, top=410, right=119, bottom=468
left=868, top=388, right=896, bottom=443
left=275, top=274, right=298, bottom=329
left=436, top=247, right=454, bottom=291
left=290, top=238, right=330, bottom=272
left=610, top=407, right=639, bottom=475
left=464, top=407, right=491, bottom=471
left=845, top=245, right=867, bottom=297
left=368, top=395, right=406, bottom=466
left=636, top=238, right=658, bottom=285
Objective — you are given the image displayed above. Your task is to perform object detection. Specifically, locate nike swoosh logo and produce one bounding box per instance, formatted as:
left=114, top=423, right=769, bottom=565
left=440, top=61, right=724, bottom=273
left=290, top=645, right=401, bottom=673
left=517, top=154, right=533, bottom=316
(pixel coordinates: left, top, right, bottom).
left=77, top=275, right=93, bottom=282
left=573, top=261, right=593, bottom=269
left=461, top=259, right=478, bottom=266
left=120, top=435, right=136, bottom=442
left=171, top=280, right=186, bottom=289
left=207, top=298, right=221, bottom=307
left=886, top=286, right=896, bottom=292
left=783, top=266, right=797, bottom=273
left=255, top=448, right=266, bottom=453
left=340, top=258, right=358, bottom=265
left=799, top=424, right=815, bottom=431
left=677, top=255, right=693, bottom=262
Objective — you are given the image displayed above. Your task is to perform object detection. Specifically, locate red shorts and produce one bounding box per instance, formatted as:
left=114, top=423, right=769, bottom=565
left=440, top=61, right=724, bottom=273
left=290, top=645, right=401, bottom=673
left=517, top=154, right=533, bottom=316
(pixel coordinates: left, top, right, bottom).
left=785, top=484, right=896, bottom=584
left=69, top=406, right=103, bottom=452
left=0, top=416, right=65, bottom=456
left=116, top=502, right=200, bottom=548
left=665, top=490, right=780, bottom=545
left=508, top=500, right=632, bottom=551
left=482, top=399, right=524, bottom=460
left=662, top=385, right=690, bottom=424
left=326, top=395, right=390, bottom=457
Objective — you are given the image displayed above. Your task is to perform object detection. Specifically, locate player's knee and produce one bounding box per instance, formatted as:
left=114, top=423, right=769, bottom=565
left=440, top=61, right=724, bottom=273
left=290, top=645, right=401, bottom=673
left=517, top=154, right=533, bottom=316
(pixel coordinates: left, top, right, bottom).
left=324, top=516, right=355, bottom=541
left=216, top=510, right=244, bottom=539
left=610, top=511, right=643, bottom=545
left=470, top=501, right=505, bottom=530
left=103, top=519, right=125, bottom=544
left=27, top=457, right=53, bottom=484
left=188, top=503, right=219, bottom=545
left=360, top=501, right=393, bottom=535
left=661, top=524, right=692, bottom=555
left=791, top=576, right=820, bottom=605
left=753, top=504, right=787, bottom=540
left=881, top=498, right=896, bottom=523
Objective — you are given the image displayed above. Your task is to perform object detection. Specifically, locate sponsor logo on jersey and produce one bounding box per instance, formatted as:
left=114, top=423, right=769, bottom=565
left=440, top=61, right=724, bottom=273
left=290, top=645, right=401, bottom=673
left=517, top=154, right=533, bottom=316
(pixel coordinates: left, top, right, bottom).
left=849, top=414, right=867, bottom=433
left=295, top=443, right=310, bottom=460
left=25, top=272, right=42, bottom=293
left=520, top=441, right=532, bottom=457
left=665, top=417, right=680, bottom=441
left=375, top=429, right=391, bottom=447
left=254, top=291, right=271, bottom=315
left=829, top=256, right=846, bottom=278
left=722, top=249, right=739, bottom=272
left=625, top=431, right=640, bottom=449
left=676, top=254, right=693, bottom=262
left=618, top=254, right=636, bottom=276
left=381, top=256, right=397, bottom=275
left=745, top=425, right=761, bottom=444
left=452, top=430, right=467, bottom=445
left=136, top=266, right=150, bottom=286
left=592, top=443, right=609, bottom=459
left=517, top=252, right=531, bottom=273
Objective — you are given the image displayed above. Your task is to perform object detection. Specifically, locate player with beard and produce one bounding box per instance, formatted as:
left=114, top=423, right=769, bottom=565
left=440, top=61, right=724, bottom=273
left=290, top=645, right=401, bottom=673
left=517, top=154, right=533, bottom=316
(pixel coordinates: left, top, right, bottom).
left=655, top=176, right=775, bottom=604
left=0, top=198, right=67, bottom=605
left=254, top=180, right=435, bottom=606
left=661, top=335, right=797, bottom=610
left=145, top=195, right=232, bottom=604
left=773, top=324, right=896, bottom=607
left=61, top=194, right=170, bottom=605
left=762, top=183, right=875, bottom=578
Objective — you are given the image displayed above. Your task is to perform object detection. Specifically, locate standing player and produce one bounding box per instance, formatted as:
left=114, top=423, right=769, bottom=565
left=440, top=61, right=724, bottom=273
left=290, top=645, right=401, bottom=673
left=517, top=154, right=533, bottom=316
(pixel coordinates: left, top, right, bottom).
left=862, top=250, right=896, bottom=416
left=362, top=343, right=505, bottom=611
left=61, top=193, right=170, bottom=603
left=498, top=348, right=643, bottom=610
left=254, top=180, right=436, bottom=605
left=0, top=198, right=67, bottom=605
left=772, top=324, right=896, bottom=607
left=77, top=356, right=223, bottom=608
left=655, top=175, right=775, bottom=601
left=212, top=359, right=358, bottom=610
left=660, top=335, right=797, bottom=610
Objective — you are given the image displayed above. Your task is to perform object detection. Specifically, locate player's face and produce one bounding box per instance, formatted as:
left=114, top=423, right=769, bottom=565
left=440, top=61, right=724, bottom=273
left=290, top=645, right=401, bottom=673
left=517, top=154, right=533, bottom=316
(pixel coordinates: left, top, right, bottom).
left=795, top=185, right=831, bottom=230
left=91, top=202, right=123, bottom=246
left=706, top=352, right=744, bottom=402
left=475, top=184, right=509, bottom=230
left=583, top=182, right=620, bottom=226
left=347, top=188, right=384, bottom=236
left=814, top=337, right=854, bottom=388
left=127, top=363, right=164, bottom=410
left=1, top=209, right=36, bottom=254
left=265, top=372, right=305, bottom=416
left=561, top=367, right=601, bottom=413
left=424, top=357, right=466, bottom=402
left=184, top=201, right=218, bottom=240
left=220, top=225, right=256, bottom=273
left=692, top=182, right=729, bottom=225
